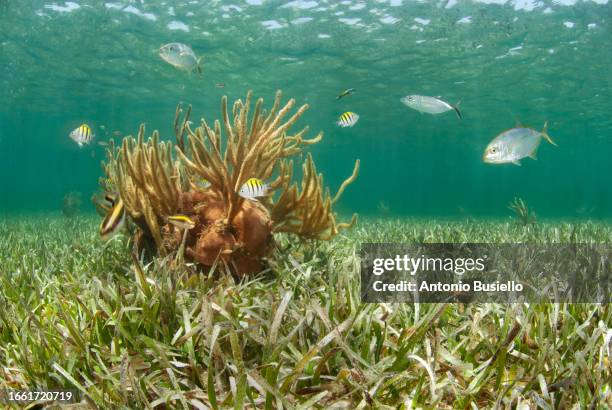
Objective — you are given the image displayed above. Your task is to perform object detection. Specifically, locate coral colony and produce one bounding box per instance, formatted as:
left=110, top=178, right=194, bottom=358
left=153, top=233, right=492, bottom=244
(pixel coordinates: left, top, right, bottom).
left=99, top=91, right=359, bottom=275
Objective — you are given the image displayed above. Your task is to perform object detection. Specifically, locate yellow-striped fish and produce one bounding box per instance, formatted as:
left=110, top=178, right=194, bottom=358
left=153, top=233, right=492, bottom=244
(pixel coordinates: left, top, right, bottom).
left=167, top=215, right=196, bottom=230
left=195, top=179, right=211, bottom=190
left=69, top=124, right=94, bottom=147
left=100, top=198, right=126, bottom=241
left=336, top=112, right=359, bottom=128
left=238, top=178, right=268, bottom=200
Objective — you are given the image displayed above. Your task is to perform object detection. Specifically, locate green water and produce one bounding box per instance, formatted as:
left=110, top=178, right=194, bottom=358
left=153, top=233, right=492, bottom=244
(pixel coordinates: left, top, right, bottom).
left=1, top=0, right=611, bottom=219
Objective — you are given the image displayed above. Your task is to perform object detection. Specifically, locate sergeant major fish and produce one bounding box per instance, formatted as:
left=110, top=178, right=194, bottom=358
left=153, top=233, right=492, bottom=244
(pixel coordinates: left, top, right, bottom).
left=69, top=124, right=94, bottom=147
left=239, top=178, right=268, bottom=200
left=194, top=179, right=211, bottom=190
left=159, top=42, right=202, bottom=74
left=401, top=95, right=462, bottom=119
left=483, top=122, right=557, bottom=166
left=337, top=112, right=359, bottom=128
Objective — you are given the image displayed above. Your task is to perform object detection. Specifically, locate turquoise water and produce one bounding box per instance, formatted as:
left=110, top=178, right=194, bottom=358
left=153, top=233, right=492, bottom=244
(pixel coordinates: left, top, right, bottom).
left=1, top=0, right=611, bottom=219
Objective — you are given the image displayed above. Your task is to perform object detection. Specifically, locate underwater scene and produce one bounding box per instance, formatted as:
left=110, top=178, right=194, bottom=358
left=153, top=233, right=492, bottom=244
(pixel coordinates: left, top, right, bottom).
left=1, top=0, right=611, bottom=408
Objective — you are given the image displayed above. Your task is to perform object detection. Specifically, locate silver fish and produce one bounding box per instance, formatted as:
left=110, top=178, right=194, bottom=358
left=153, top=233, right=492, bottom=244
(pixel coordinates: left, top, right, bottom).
left=401, top=95, right=462, bottom=119
left=159, top=42, right=202, bottom=74
left=483, top=122, right=557, bottom=166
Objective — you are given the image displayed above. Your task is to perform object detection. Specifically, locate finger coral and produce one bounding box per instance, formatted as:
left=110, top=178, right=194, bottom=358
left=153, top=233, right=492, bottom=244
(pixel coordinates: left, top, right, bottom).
left=101, top=90, right=359, bottom=275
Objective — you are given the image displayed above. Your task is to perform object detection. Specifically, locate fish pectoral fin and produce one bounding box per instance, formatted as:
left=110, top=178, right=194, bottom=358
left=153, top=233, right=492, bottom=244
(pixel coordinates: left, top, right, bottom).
left=512, top=160, right=522, bottom=166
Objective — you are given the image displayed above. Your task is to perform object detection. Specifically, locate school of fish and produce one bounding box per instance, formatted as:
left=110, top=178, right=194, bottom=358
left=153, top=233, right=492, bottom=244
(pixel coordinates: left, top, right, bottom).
left=71, top=44, right=560, bottom=241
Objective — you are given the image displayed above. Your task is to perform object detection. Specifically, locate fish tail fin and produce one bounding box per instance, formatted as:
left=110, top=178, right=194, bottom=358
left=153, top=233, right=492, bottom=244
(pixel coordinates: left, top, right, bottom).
left=196, top=57, right=203, bottom=75
left=452, top=103, right=462, bottom=120
left=541, top=121, right=557, bottom=146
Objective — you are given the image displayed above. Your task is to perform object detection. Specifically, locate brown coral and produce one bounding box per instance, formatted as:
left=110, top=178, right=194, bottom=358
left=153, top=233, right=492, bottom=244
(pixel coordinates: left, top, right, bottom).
left=101, top=90, right=359, bottom=275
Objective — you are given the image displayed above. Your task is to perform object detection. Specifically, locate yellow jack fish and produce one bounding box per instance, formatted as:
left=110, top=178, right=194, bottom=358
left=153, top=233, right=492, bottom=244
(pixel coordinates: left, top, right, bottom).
left=483, top=122, right=557, bottom=166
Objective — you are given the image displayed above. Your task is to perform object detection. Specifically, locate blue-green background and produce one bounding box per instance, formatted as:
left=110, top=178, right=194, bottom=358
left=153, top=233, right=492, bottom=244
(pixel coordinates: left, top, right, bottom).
left=1, top=0, right=610, bottom=219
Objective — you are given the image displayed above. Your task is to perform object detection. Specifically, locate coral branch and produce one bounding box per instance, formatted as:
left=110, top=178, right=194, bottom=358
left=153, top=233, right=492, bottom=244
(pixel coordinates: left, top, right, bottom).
left=332, top=159, right=360, bottom=205
left=103, top=125, right=183, bottom=249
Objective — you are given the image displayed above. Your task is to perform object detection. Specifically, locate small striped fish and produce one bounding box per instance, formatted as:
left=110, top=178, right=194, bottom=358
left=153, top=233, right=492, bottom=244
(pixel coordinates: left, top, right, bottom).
left=167, top=214, right=196, bottom=230
left=100, top=198, right=126, bottom=241
left=69, top=124, right=94, bottom=147
left=238, top=178, right=268, bottom=200
left=195, top=179, right=211, bottom=190
left=337, top=112, right=359, bottom=128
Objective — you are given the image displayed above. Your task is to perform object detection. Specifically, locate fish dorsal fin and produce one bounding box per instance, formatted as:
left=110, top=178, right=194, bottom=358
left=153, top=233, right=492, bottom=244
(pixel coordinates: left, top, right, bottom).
left=196, top=57, right=203, bottom=75
left=515, top=118, right=523, bottom=127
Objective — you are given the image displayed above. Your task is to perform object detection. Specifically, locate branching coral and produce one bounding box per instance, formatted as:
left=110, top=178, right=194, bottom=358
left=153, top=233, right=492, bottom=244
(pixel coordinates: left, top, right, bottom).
left=270, top=154, right=358, bottom=239
left=103, top=127, right=184, bottom=249
left=101, top=90, right=359, bottom=275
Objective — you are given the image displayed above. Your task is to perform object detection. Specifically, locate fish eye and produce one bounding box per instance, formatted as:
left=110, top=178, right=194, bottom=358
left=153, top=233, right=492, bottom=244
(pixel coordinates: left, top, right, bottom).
left=491, top=148, right=497, bottom=153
